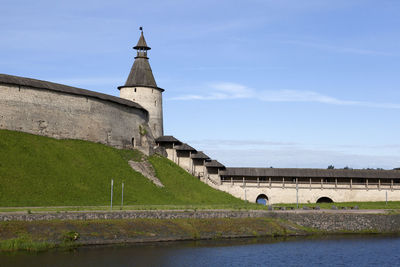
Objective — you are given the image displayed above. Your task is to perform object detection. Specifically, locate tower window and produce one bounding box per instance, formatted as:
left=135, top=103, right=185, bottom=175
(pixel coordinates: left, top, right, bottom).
left=152, top=89, right=154, bottom=93
left=134, top=88, right=137, bottom=92
left=155, top=100, right=157, bottom=106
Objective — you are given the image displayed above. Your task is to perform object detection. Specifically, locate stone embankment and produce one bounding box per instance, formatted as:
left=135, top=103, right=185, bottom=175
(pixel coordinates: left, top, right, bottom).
left=2, top=209, right=400, bottom=251
left=1, top=209, right=399, bottom=233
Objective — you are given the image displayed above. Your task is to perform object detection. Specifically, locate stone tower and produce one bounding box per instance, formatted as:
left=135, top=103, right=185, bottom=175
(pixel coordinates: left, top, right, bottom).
left=118, top=28, right=164, bottom=138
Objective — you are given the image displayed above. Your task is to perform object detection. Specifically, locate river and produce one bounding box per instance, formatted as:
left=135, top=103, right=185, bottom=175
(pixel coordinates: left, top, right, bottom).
left=1, top=235, right=400, bottom=266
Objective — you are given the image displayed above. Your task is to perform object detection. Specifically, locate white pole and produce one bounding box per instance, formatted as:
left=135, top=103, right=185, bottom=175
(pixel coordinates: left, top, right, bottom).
left=296, top=181, right=299, bottom=209
left=386, top=190, right=388, bottom=205
left=111, top=179, right=114, bottom=210
left=121, top=182, right=124, bottom=209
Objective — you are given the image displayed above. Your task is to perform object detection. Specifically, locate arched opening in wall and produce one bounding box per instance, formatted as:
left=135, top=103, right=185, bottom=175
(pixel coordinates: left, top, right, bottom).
left=256, top=194, right=268, bottom=205
left=316, top=197, right=333, bottom=203
left=131, top=138, right=135, bottom=148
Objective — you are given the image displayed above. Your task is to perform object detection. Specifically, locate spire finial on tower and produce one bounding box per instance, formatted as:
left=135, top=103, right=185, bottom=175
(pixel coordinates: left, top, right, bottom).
left=134, top=26, right=151, bottom=54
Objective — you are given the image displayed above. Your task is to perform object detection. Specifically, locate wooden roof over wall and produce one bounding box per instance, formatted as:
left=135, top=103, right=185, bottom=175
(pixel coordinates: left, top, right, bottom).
left=175, top=143, right=196, bottom=151
left=191, top=151, right=210, bottom=159
left=155, top=135, right=181, bottom=143
left=205, top=160, right=225, bottom=168
left=221, top=168, right=400, bottom=179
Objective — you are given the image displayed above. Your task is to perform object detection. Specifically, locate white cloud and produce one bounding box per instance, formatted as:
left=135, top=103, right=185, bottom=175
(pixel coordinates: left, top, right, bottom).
left=184, top=138, right=400, bottom=169
left=201, top=147, right=400, bottom=169
left=171, top=82, right=254, bottom=100
left=171, top=82, right=400, bottom=109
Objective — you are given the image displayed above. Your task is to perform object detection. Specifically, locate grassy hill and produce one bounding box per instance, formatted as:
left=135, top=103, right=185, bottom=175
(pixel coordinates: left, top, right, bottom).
left=0, top=130, right=244, bottom=207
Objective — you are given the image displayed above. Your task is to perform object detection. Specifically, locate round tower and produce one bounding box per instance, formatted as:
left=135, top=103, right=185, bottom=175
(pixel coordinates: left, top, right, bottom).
left=118, top=28, right=164, bottom=138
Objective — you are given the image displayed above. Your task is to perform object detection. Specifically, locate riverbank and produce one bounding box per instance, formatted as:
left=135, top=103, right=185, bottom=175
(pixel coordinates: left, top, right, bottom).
left=1, top=209, right=400, bottom=252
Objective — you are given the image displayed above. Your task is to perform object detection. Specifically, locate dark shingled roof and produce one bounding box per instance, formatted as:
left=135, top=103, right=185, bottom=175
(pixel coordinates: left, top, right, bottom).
left=155, top=136, right=181, bottom=143
left=205, top=160, right=225, bottom=168
left=220, top=168, right=400, bottom=179
left=191, top=151, right=210, bottom=159
left=134, top=31, right=151, bottom=50
left=119, top=31, right=164, bottom=92
left=0, top=74, right=148, bottom=114
left=175, top=143, right=196, bottom=151
left=122, top=57, right=161, bottom=89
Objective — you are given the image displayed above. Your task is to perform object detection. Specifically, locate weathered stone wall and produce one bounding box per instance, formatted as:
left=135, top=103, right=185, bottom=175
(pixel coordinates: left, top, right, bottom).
left=272, top=212, right=400, bottom=232
left=120, top=86, right=163, bottom=138
left=1, top=210, right=400, bottom=233
left=217, top=183, right=400, bottom=204
left=0, top=83, right=151, bottom=149
left=176, top=151, right=193, bottom=173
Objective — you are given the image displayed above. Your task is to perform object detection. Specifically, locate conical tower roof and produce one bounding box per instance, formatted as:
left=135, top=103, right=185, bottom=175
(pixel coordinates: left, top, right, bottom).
left=133, top=31, right=151, bottom=50
left=119, top=28, right=163, bottom=90
left=124, top=56, right=157, bottom=87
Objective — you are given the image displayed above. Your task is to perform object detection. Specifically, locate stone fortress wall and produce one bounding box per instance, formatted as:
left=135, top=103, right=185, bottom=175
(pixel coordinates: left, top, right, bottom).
left=119, top=85, right=163, bottom=138
left=0, top=74, right=155, bottom=150
left=3, top=29, right=400, bottom=206
left=156, top=137, right=400, bottom=205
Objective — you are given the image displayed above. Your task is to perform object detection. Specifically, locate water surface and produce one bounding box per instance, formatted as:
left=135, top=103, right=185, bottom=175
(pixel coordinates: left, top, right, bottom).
left=1, top=235, right=400, bottom=266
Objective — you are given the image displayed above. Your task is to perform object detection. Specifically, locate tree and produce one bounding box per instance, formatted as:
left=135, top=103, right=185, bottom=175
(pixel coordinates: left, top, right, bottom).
left=327, top=165, right=335, bottom=169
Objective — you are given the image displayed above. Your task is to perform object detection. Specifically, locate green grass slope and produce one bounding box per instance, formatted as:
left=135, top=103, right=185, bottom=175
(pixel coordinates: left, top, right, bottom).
left=0, top=130, right=244, bottom=207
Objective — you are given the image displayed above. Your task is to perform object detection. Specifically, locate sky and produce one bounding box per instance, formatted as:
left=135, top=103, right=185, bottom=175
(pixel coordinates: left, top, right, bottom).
left=1, top=0, right=400, bottom=169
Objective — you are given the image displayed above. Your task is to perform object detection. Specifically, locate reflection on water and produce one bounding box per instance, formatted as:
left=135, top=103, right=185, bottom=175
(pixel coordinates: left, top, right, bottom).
left=1, top=235, right=400, bottom=267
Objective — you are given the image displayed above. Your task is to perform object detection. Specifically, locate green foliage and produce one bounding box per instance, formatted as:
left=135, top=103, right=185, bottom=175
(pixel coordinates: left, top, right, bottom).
left=139, top=125, right=147, bottom=136
left=117, top=148, right=144, bottom=162
left=0, top=130, right=244, bottom=207
left=0, top=236, right=52, bottom=252
left=327, top=165, right=335, bottom=169
left=148, top=155, right=244, bottom=205
left=62, top=231, right=80, bottom=242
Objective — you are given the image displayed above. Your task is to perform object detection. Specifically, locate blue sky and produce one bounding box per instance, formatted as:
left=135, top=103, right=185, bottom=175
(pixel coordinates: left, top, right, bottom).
left=1, top=0, right=400, bottom=169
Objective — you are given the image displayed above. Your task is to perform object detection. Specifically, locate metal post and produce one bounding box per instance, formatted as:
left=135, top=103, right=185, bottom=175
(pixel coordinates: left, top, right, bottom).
left=296, top=178, right=299, bottom=209
left=110, top=179, right=114, bottom=210
left=121, top=182, right=124, bottom=209
left=386, top=190, right=388, bottom=205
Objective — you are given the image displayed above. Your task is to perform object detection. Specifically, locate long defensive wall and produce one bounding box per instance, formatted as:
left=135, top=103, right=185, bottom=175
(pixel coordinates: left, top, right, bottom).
left=156, top=136, right=400, bottom=205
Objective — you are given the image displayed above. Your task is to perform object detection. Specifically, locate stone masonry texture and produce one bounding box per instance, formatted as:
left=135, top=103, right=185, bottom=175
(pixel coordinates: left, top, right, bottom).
left=1, top=210, right=400, bottom=233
